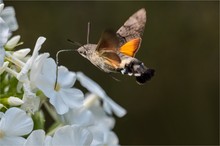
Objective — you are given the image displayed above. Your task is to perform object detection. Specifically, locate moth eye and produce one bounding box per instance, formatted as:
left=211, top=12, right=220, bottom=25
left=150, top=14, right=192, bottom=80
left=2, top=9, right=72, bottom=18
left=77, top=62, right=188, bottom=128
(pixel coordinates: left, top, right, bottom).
left=79, top=50, right=86, bottom=56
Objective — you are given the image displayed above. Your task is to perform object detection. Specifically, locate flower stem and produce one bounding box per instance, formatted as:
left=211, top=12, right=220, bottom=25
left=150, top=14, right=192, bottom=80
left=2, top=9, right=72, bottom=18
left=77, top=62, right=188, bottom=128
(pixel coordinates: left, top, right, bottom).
left=5, top=66, right=18, bottom=78
left=43, top=101, right=58, bottom=122
left=5, top=51, right=25, bottom=68
left=46, top=122, right=63, bottom=136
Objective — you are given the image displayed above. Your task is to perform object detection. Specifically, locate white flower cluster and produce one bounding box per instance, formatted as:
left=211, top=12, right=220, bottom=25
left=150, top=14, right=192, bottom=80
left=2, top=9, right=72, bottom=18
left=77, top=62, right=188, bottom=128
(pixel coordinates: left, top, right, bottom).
left=0, top=2, right=126, bottom=146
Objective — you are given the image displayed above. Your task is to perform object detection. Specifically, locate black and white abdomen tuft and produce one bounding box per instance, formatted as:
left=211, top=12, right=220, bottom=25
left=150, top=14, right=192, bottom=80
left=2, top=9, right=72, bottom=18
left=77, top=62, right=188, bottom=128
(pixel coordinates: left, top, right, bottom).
left=120, top=58, right=155, bottom=84
left=135, top=68, right=155, bottom=85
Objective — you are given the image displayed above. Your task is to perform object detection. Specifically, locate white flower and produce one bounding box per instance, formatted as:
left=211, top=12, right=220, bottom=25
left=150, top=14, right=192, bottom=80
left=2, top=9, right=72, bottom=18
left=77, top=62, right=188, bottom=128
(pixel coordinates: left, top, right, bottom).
left=52, top=125, right=93, bottom=146
left=76, top=72, right=126, bottom=117
left=1, top=5, right=18, bottom=32
left=30, top=55, right=84, bottom=115
left=24, top=130, right=52, bottom=146
left=0, top=107, right=33, bottom=146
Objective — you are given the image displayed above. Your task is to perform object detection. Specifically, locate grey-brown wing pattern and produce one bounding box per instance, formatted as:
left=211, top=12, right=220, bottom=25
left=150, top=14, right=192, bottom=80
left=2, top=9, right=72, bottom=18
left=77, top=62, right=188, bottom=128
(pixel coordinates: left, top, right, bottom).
left=116, top=8, right=147, bottom=48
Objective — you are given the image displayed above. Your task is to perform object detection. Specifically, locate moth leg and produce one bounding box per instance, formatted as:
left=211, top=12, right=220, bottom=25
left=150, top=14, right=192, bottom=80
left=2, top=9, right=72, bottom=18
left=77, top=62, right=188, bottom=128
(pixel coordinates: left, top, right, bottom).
left=119, top=63, right=133, bottom=76
left=108, top=72, right=121, bottom=82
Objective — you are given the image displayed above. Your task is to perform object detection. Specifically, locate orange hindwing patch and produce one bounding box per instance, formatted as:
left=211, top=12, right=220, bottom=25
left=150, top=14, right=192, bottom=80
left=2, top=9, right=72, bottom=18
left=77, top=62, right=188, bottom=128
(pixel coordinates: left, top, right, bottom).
left=119, top=38, right=141, bottom=57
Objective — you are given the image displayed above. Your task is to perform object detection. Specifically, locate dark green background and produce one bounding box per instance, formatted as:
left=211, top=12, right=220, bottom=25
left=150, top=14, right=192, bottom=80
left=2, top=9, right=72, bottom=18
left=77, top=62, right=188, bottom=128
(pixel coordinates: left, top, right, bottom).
left=5, top=1, right=219, bottom=145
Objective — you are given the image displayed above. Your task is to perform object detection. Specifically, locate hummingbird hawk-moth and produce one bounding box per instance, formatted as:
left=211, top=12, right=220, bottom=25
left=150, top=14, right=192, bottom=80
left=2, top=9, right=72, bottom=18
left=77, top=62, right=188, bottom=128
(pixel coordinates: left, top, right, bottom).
left=76, top=8, right=155, bottom=84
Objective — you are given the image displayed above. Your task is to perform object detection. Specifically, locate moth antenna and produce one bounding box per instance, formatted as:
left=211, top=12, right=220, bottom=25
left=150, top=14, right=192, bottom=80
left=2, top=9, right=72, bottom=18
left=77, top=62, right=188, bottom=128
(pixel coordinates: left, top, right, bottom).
left=67, top=39, right=83, bottom=47
left=87, top=21, right=91, bottom=44
left=67, top=39, right=87, bottom=51
left=54, top=49, right=77, bottom=90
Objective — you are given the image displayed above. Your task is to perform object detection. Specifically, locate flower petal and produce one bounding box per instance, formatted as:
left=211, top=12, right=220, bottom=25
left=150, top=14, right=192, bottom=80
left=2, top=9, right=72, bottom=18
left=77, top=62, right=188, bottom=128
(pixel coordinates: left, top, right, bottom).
left=104, top=131, right=119, bottom=145
left=0, top=136, right=25, bottom=146
left=24, top=130, right=45, bottom=146
left=45, top=136, right=52, bottom=146
left=49, top=95, right=68, bottom=115
left=52, top=125, right=92, bottom=146
left=31, top=37, right=46, bottom=61
left=0, top=17, right=8, bottom=67
left=0, top=4, right=4, bottom=14
left=77, top=72, right=127, bottom=117
left=1, top=6, right=18, bottom=31
left=60, top=88, right=84, bottom=108
left=103, top=96, right=127, bottom=117
left=58, top=66, right=76, bottom=88
left=31, top=55, right=56, bottom=98
left=0, top=107, right=33, bottom=136
left=19, top=37, right=46, bottom=80
left=76, top=72, right=106, bottom=97
left=62, top=108, right=94, bottom=127
left=0, top=17, right=9, bottom=45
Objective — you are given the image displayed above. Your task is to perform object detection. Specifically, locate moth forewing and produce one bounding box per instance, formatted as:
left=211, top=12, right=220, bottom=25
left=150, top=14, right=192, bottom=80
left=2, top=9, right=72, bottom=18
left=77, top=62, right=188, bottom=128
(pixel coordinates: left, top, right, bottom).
left=116, top=8, right=146, bottom=48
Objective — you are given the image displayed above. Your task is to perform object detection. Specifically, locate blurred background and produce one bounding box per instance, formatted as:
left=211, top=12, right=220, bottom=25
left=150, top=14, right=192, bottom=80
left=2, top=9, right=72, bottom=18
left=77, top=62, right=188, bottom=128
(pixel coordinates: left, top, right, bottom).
left=5, top=1, right=219, bottom=145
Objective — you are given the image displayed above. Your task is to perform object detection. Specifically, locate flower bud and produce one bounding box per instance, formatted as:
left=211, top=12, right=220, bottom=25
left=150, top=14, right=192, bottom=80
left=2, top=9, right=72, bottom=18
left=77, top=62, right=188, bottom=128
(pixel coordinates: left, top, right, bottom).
left=5, top=35, right=21, bottom=50
left=8, top=96, right=24, bottom=106
left=13, top=48, right=30, bottom=59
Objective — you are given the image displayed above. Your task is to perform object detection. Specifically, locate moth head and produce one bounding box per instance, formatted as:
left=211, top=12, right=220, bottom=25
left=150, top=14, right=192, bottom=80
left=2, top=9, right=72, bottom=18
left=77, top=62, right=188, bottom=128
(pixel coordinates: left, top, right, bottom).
left=77, top=44, right=97, bottom=58
left=77, top=45, right=88, bottom=58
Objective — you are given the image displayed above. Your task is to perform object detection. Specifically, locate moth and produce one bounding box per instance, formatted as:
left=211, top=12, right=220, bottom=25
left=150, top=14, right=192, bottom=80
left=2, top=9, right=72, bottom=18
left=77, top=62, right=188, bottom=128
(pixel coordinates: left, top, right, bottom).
left=76, top=8, right=155, bottom=84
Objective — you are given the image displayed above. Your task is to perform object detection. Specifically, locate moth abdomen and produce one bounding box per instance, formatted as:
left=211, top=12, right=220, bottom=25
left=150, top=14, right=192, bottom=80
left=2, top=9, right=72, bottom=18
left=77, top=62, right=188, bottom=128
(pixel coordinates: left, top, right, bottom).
left=120, top=60, right=154, bottom=84
left=136, top=68, right=155, bottom=85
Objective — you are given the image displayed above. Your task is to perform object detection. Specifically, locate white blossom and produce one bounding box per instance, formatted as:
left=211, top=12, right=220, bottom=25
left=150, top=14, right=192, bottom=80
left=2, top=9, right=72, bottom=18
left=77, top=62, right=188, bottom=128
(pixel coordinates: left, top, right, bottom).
left=0, top=107, right=33, bottom=146
left=30, top=54, right=84, bottom=115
